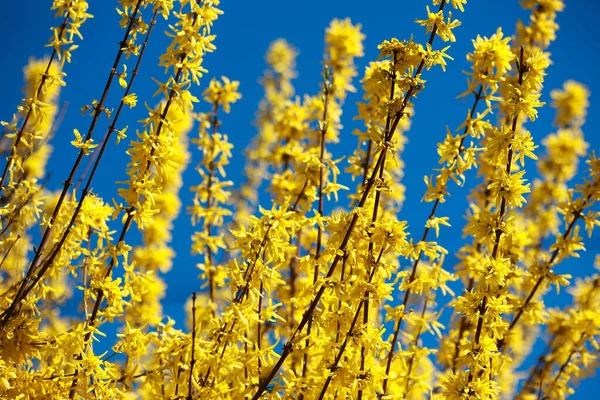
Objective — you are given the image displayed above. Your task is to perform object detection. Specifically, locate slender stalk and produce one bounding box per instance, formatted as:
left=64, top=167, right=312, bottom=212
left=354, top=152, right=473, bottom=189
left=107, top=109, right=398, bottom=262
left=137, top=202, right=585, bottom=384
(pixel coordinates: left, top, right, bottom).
left=0, top=172, right=51, bottom=236
left=362, top=140, right=373, bottom=187
left=467, top=46, right=526, bottom=383
left=382, top=80, right=484, bottom=394
left=199, top=171, right=316, bottom=389
left=257, top=279, right=264, bottom=375
left=206, top=98, right=221, bottom=315
left=252, top=115, right=379, bottom=399
left=334, top=254, right=348, bottom=344
left=518, top=332, right=558, bottom=395
left=545, top=330, right=588, bottom=395
left=0, top=0, right=145, bottom=328
left=0, top=13, right=69, bottom=191
left=200, top=110, right=327, bottom=387
left=67, top=7, right=194, bottom=397
left=289, top=229, right=301, bottom=333
left=358, top=51, right=399, bottom=400
left=315, top=246, right=386, bottom=399
left=175, top=356, right=184, bottom=397
left=70, top=213, right=135, bottom=399
left=244, top=328, right=249, bottom=384
left=518, top=279, right=598, bottom=395
left=288, top=228, right=301, bottom=378
left=317, top=301, right=365, bottom=400
left=82, top=231, right=92, bottom=321
left=188, top=292, right=197, bottom=400
left=251, top=10, right=445, bottom=394
left=18, top=6, right=158, bottom=317
left=503, top=201, right=588, bottom=340
left=198, top=226, right=272, bottom=389
left=300, top=67, right=331, bottom=393
left=449, top=192, right=491, bottom=372
left=0, top=235, right=20, bottom=272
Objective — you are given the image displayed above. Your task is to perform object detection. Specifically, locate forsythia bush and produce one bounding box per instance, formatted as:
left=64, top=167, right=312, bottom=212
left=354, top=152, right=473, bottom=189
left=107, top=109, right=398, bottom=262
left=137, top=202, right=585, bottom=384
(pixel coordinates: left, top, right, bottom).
left=1, top=0, right=599, bottom=399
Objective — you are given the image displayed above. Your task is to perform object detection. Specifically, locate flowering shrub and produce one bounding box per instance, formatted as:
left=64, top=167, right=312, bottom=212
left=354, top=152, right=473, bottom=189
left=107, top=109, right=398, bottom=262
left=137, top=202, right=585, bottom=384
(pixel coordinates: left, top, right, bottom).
left=0, top=0, right=598, bottom=399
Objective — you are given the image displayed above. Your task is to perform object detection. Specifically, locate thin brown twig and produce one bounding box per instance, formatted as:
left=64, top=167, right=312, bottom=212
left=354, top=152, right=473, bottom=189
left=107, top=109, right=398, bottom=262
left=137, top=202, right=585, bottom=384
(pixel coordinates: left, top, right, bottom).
left=300, top=66, right=332, bottom=394
left=199, top=95, right=331, bottom=387
left=3, top=5, right=156, bottom=328
left=546, top=329, right=589, bottom=395
left=466, top=46, right=526, bottom=384
left=358, top=51, right=399, bottom=400
left=0, top=0, right=146, bottom=328
left=198, top=167, right=317, bottom=389
left=0, top=235, right=20, bottom=272
left=449, top=192, right=491, bottom=372
left=204, top=98, right=221, bottom=316
left=0, top=12, right=70, bottom=191
left=315, top=245, right=386, bottom=400
left=518, top=332, right=558, bottom=395
left=382, top=75, right=484, bottom=397
left=257, top=279, right=265, bottom=375
left=517, top=278, right=600, bottom=397
left=251, top=11, right=444, bottom=395
left=0, top=173, right=51, bottom=237
left=502, top=197, right=590, bottom=340
left=188, top=292, right=197, bottom=400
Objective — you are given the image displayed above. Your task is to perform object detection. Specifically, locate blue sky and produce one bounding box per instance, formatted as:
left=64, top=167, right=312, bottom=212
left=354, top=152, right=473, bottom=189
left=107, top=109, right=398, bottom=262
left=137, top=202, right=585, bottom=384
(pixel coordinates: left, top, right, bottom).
left=1, top=0, right=599, bottom=396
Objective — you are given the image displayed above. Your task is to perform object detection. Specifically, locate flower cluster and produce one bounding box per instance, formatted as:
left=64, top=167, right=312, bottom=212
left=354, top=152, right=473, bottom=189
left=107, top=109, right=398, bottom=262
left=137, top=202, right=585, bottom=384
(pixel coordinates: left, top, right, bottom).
left=189, top=76, right=239, bottom=315
left=2, top=0, right=600, bottom=399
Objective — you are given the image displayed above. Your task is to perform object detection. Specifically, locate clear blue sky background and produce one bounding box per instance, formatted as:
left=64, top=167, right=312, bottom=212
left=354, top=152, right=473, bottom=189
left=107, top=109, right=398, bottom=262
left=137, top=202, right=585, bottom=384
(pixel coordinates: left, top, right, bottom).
left=1, top=0, right=599, bottom=397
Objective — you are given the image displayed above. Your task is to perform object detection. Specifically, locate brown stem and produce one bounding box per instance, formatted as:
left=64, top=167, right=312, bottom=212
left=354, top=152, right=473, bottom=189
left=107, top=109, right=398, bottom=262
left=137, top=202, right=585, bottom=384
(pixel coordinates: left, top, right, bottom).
left=383, top=79, right=484, bottom=395
left=251, top=14, right=443, bottom=395
left=335, top=254, right=348, bottom=345
left=188, top=292, right=197, bottom=400
left=301, top=67, right=331, bottom=391
left=257, top=279, right=264, bottom=375
left=518, top=332, right=558, bottom=396
left=289, top=229, right=301, bottom=335
left=199, top=226, right=271, bottom=388
left=519, top=279, right=599, bottom=396
left=0, top=172, right=51, bottom=236
left=0, top=13, right=70, bottom=190
left=67, top=7, right=195, bottom=397
left=546, top=330, right=588, bottom=395
left=0, top=1, right=146, bottom=328
left=503, top=202, right=588, bottom=339
left=382, top=198, right=440, bottom=393
left=317, top=301, right=365, bottom=400
left=0, top=235, right=20, bottom=272
left=200, top=97, right=336, bottom=388
left=448, top=196, right=492, bottom=373
left=15, top=2, right=156, bottom=315
left=206, top=99, right=221, bottom=315
left=199, top=146, right=319, bottom=387
left=362, top=140, right=373, bottom=187
left=315, top=246, right=386, bottom=399
left=359, top=50, right=400, bottom=399
left=467, top=46, right=526, bottom=383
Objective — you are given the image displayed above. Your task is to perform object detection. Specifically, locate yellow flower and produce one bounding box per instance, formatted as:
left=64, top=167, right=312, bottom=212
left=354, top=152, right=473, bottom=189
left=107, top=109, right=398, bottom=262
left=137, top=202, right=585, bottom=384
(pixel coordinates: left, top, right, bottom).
left=71, top=128, right=97, bottom=155
left=122, top=93, right=137, bottom=108
left=551, top=80, right=590, bottom=127
left=416, top=6, right=462, bottom=42
left=202, top=76, right=242, bottom=113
